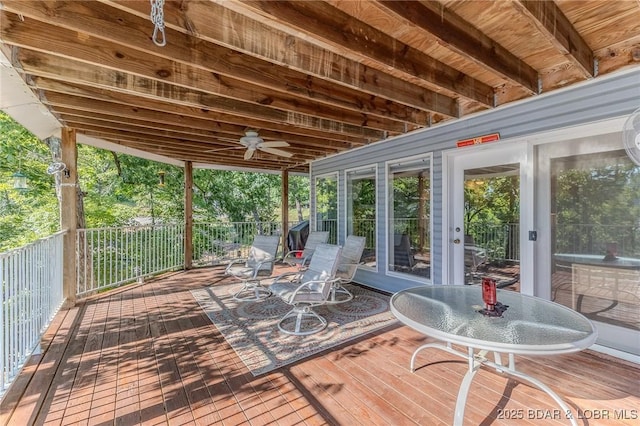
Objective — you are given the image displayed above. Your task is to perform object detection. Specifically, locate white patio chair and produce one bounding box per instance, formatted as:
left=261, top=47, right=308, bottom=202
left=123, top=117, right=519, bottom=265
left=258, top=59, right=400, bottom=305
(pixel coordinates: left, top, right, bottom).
left=225, top=234, right=280, bottom=301
left=329, top=235, right=366, bottom=303
left=270, top=243, right=342, bottom=335
left=464, top=234, right=488, bottom=276
left=282, top=231, right=329, bottom=270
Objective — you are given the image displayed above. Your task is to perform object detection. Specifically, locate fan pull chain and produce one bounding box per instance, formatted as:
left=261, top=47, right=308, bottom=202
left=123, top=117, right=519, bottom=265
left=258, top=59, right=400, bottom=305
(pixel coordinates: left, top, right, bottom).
left=150, top=0, right=166, bottom=47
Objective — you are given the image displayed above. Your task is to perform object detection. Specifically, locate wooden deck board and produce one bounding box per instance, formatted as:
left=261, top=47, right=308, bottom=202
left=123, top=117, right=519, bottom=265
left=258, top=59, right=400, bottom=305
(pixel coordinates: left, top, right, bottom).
left=2, top=267, right=639, bottom=426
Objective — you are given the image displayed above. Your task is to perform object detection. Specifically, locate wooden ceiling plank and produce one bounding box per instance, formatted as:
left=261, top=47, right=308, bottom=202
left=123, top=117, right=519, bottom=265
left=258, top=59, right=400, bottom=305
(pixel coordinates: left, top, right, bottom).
left=84, top=131, right=306, bottom=169
left=37, top=81, right=365, bottom=151
left=81, top=128, right=297, bottom=162
left=59, top=114, right=325, bottom=160
left=0, top=15, right=406, bottom=132
left=516, top=0, right=595, bottom=78
left=374, top=0, right=538, bottom=95
left=104, top=0, right=458, bottom=118
left=0, top=8, right=419, bottom=131
left=54, top=106, right=341, bottom=157
left=35, top=77, right=371, bottom=146
left=228, top=0, right=494, bottom=106
left=13, top=48, right=383, bottom=142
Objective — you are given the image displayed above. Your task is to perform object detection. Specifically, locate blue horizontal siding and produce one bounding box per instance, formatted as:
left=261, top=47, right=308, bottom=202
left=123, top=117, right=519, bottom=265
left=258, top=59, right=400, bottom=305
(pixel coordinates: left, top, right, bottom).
left=313, top=68, right=640, bottom=293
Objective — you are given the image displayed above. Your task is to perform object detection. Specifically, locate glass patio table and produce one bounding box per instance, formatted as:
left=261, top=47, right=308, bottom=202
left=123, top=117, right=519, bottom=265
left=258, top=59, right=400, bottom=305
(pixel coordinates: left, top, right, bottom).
left=390, top=285, right=597, bottom=426
left=554, top=253, right=640, bottom=270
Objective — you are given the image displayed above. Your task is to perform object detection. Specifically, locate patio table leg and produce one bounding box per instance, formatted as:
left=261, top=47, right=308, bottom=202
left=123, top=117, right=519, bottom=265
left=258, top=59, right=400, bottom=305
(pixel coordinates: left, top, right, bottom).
left=410, top=343, right=578, bottom=426
left=453, top=348, right=484, bottom=426
left=481, top=356, right=578, bottom=426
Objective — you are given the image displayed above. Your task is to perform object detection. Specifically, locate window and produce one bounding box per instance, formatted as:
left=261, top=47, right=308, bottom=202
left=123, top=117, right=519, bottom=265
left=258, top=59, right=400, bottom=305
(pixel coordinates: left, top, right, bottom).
left=346, top=166, right=376, bottom=268
left=315, top=173, right=338, bottom=244
left=550, top=149, right=640, bottom=331
left=387, top=156, right=431, bottom=280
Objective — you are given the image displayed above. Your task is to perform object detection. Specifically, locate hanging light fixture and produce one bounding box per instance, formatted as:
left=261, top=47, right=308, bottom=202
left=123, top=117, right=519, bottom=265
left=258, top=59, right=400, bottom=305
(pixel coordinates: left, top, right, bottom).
left=12, top=171, right=27, bottom=191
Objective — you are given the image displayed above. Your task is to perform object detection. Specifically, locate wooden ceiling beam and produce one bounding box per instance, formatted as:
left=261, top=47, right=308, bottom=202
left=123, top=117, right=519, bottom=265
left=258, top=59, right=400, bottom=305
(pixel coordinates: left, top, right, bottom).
left=37, top=84, right=365, bottom=152
left=0, top=16, right=400, bottom=132
left=515, top=0, right=595, bottom=79
left=34, top=77, right=372, bottom=146
left=228, top=0, right=495, bottom=106
left=59, top=115, right=326, bottom=160
left=77, top=126, right=301, bottom=164
left=374, top=0, right=539, bottom=95
left=0, top=9, right=420, bottom=131
left=53, top=106, right=341, bottom=157
left=14, top=49, right=384, bottom=142
left=105, top=0, right=459, bottom=119
left=82, top=130, right=308, bottom=171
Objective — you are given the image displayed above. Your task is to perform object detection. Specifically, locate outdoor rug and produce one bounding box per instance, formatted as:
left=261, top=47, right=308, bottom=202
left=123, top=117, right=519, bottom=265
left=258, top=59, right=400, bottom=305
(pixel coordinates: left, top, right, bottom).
left=191, top=282, right=397, bottom=376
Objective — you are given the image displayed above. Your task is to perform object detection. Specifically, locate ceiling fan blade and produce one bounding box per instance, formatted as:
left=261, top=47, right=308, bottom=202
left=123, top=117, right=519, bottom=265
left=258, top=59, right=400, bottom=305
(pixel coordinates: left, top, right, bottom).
left=260, top=141, right=289, bottom=148
left=259, top=147, right=293, bottom=158
left=244, top=148, right=256, bottom=160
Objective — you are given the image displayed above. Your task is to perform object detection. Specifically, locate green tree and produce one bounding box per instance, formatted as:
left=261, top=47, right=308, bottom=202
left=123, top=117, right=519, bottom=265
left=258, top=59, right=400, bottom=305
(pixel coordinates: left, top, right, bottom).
left=0, top=113, right=58, bottom=250
left=288, top=175, right=310, bottom=223
left=1, top=112, right=310, bottom=251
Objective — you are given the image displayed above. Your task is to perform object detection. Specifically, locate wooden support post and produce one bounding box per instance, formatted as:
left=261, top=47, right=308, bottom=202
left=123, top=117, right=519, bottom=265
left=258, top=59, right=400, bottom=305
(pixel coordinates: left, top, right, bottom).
left=184, top=161, right=193, bottom=269
left=60, top=128, right=77, bottom=307
left=282, top=170, right=289, bottom=255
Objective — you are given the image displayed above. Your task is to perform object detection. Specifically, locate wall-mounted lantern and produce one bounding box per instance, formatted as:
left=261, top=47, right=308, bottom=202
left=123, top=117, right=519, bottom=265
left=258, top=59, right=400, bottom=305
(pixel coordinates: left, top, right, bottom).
left=12, top=171, right=27, bottom=191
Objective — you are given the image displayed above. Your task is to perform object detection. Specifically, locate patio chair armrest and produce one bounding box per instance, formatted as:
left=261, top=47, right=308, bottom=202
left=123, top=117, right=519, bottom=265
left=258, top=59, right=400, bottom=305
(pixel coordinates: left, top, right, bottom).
left=273, top=271, right=301, bottom=282
left=225, top=257, right=247, bottom=274
left=289, top=277, right=340, bottom=299
left=283, top=250, right=304, bottom=264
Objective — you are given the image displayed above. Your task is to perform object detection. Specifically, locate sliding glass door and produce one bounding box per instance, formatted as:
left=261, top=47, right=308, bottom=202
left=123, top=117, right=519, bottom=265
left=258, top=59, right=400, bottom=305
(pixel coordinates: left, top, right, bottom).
left=538, top=134, right=640, bottom=356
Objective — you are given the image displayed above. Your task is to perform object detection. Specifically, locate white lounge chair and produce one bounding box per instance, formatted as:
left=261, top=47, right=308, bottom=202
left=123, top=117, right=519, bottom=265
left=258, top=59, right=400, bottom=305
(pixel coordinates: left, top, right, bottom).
left=225, top=234, right=280, bottom=301
left=329, top=235, right=366, bottom=303
left=464, top=234, right=488, bottom=278
left=270, top=243, right=342, bottom=335
left=282, top=231, right=329, bottom=270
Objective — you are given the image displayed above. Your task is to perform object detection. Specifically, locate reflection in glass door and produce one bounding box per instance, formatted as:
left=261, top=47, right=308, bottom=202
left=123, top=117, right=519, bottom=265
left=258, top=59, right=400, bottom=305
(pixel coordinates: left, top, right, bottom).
left=387, top=156, right=431, bottom=280
left=446, top=141, right=529, bottom=290
left=315, top=173, right=338, bottom=244
left=546, top=147, right=640, bottom=355
left=464, top=165, right=521, bottom=290
left=346, top=167, right=376, bottom=268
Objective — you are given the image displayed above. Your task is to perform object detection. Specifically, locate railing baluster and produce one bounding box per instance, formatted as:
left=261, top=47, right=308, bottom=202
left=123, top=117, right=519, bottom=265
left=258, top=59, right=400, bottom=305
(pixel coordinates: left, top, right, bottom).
left=0, top=232, right=66, bottom=397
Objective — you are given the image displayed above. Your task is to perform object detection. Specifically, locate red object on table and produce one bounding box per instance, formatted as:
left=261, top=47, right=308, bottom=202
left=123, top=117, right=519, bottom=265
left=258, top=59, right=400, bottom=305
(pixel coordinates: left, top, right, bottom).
left=482, top=277, right=497, bottom=311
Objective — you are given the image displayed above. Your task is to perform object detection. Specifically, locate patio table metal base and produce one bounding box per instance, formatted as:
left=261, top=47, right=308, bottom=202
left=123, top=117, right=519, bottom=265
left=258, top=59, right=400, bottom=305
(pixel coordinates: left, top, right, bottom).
left=410, top=342, right=578, bottom=426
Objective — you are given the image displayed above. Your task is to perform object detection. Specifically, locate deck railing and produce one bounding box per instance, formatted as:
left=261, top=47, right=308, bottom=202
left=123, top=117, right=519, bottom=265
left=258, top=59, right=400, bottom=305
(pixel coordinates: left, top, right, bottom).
left=192, top=221, right=286, bottom=266
left=3, top=220, right=637, bottom=398
left=1, top=231, right=65, bottom=396
left=76, top=224, right=184, bottom=297
left=467, top=223, right=520, bottom=262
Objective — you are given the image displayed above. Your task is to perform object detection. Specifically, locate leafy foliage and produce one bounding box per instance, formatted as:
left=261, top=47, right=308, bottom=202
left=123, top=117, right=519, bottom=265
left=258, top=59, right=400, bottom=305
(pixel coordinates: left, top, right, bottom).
left=0, top=113, right=59, bottom=250
left=553, top=152, right=640, bottom=256
left=464, top=176, right=519, bottom=227
left=1, top=112, right=310, bottom=251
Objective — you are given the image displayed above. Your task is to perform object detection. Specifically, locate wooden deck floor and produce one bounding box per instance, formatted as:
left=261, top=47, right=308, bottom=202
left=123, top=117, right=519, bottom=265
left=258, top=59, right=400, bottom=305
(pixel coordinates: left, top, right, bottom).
left=2, top=267, right=639, bottom=426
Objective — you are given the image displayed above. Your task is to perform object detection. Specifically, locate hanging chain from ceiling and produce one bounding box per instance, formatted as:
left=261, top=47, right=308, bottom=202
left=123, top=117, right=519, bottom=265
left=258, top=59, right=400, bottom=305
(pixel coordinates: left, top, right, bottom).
left=150, top=0, right=166, bottom=47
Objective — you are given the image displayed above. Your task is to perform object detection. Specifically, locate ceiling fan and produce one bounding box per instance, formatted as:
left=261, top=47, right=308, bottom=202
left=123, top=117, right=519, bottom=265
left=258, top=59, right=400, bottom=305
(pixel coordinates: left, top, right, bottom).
left=207, top=130, right=293, bottom=160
